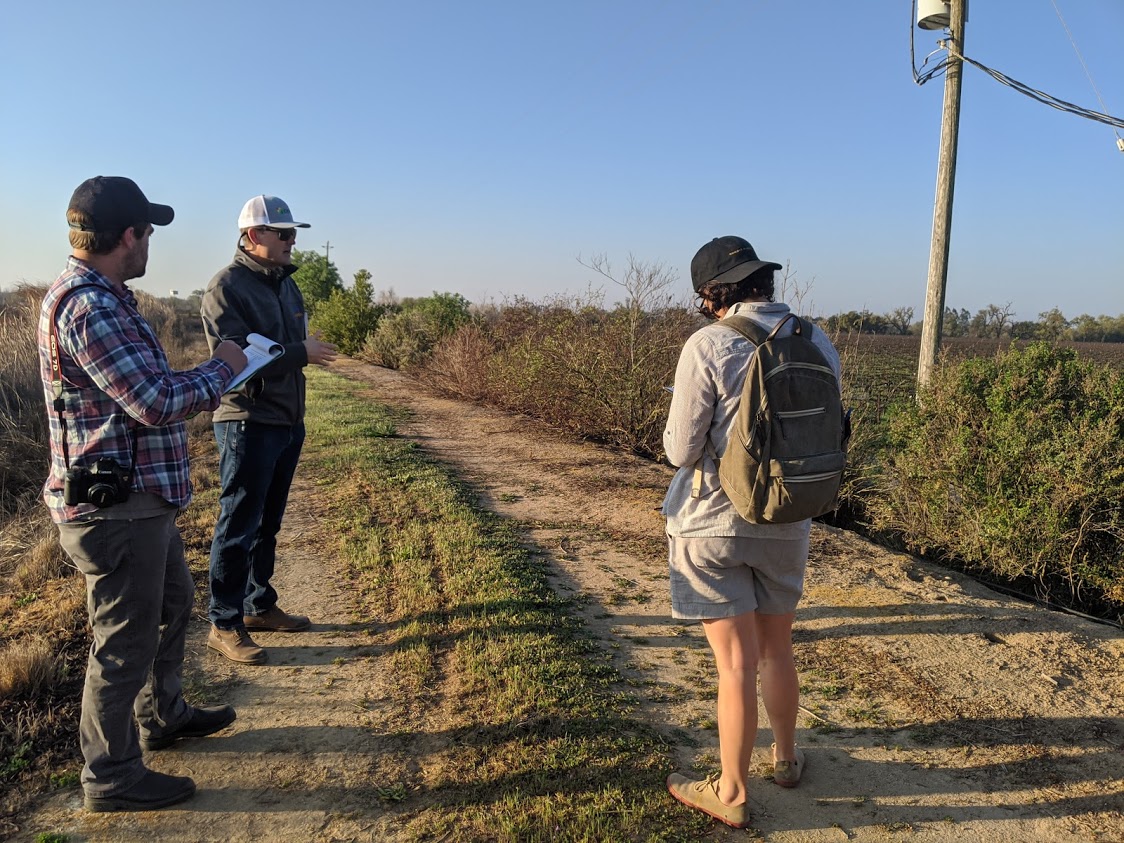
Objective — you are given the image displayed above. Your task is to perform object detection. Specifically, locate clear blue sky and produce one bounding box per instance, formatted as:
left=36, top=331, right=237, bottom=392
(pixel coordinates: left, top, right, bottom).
left=2, top=1, right=1121, bottom=320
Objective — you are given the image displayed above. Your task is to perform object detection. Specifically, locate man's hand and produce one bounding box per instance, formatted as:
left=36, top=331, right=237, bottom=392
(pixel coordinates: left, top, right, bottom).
left=213, top=340, right=248, bottom=374
left=304, top=332, right=339, bottom=366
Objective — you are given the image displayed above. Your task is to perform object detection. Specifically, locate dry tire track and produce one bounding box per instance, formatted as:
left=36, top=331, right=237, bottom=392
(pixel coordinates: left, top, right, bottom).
left=330, top=358, right=1124, bottom=843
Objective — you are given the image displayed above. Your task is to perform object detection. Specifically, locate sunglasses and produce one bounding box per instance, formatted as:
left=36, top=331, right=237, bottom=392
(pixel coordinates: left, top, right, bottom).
left=261, top=227, right=297, bottom=242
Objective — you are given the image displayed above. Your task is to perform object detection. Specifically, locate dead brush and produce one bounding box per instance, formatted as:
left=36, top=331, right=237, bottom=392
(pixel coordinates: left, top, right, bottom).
left=422, top=322, right=497, bottom=402
left=2, top=517, right=70, bottom=595
left=0, top=287, right=50, bottom=513
left=0, top=637, right=59, bottom=700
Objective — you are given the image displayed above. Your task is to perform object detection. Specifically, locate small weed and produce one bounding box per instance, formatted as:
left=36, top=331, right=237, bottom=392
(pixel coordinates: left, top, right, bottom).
left=49, top=770, right=80, bottom=789
left=4, top=742, right=33, bottom=776
left=844, top=700, right=885, bottom=725
left=819, top=681, right=846, bottom=699
left=877, top=822, right=915, bottom=833
left=35, top=834, right=69, bottom=843
left=15, top=592, right=38, bottom=607
left=376, top=783, right=408, bottom=802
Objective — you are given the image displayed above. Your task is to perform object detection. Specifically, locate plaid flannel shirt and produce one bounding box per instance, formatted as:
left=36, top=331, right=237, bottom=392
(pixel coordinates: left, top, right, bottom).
left=38, top=258, right=233, bottom=523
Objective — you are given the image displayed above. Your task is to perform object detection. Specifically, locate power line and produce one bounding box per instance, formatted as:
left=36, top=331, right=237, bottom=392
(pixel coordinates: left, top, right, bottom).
left=1049, top=0, right=1122, bottom=144
left=909, top=0, right=1124, bottom=135
left=960, top=54, right=1124, bottom=131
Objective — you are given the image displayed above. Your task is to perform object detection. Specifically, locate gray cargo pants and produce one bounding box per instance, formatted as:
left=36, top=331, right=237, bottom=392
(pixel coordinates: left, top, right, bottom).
left=57, top=495, right=194, bottom=796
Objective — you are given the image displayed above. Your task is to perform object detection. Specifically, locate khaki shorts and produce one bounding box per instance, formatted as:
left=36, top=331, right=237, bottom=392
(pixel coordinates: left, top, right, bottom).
left=667, top=533, right=809, bottom=620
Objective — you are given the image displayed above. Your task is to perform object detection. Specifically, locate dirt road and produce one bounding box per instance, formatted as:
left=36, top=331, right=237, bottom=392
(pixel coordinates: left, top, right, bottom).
left=20, top=358, right=1124, bottom=842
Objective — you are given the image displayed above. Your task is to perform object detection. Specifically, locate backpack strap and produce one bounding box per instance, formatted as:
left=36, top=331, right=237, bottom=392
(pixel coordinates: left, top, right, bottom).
left=764, top=313, right=817, bottom=342
left=48, top=282, right=139, bottom=475
left=720, top=314, right=770, bottom=347
left=691, top=440, right=720, bottom=498
left=693, top=314, right=768, bottom=498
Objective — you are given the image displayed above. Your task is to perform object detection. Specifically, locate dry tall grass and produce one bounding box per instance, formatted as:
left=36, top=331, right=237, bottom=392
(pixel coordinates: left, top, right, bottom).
left=0, top=286, right=50, bottom=514
left=0, top=637, right=59, bottom=700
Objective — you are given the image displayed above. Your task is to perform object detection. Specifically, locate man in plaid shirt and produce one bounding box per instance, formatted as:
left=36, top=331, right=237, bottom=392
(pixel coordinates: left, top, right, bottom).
left=38, top=176, right=248, bottom=812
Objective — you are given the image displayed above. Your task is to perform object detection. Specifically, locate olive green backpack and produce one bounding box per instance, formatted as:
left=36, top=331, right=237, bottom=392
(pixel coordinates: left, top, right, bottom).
left=714, top=313, right=849, bottom=524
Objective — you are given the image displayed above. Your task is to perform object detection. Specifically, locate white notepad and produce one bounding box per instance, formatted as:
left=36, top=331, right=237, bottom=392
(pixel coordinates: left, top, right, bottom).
left=225, top=333, right=284, bottom=393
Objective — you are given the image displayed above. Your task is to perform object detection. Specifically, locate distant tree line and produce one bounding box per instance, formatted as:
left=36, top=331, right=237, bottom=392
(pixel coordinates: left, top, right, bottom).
left=817, top=304, right=1124, bottom=342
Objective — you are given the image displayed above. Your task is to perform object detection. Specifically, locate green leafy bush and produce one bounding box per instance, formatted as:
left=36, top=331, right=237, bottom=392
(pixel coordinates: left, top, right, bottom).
left=360, top=292, right=472, bottom=370
left=291, top=248, right=344, bottom=316
left=864, top=342, right=1124, bottom=610
left=310, top=270, right=385, bottom=356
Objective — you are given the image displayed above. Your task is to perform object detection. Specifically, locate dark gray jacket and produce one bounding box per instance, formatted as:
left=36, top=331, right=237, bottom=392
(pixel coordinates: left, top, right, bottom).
left=200, top=249, right=309, bottom=426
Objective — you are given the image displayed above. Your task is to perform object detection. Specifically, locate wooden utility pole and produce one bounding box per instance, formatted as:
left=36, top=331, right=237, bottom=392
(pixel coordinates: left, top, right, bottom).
left=917, top=0, right=967, bottom=392
left=323, top=241, right=332, bottom=262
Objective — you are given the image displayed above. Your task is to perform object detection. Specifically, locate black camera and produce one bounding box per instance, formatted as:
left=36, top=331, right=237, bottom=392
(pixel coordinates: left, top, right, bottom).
left=63, top=458, right=131, bottom=508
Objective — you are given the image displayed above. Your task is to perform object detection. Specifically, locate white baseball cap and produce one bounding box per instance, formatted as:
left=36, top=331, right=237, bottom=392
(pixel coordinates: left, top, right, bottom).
left=237, top=195, right=310, bottom=230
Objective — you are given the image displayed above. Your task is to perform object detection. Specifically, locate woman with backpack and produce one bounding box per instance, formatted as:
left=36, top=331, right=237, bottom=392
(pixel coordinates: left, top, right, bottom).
left=662, top=236, right=843, bottom=829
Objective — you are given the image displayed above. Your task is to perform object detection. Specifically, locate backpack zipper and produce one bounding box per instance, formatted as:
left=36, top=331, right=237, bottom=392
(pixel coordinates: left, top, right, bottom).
left=782, top=470, right=842, bottom=484
left=764, top=362, right=836, bottom=381
left=776, top=406, right=825, bottom=439
left=776, top=408, right=826, bottom=418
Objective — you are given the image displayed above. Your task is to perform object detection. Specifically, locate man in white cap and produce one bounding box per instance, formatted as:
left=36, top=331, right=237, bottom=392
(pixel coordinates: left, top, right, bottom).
left=200, top=195, right=337, bottom=665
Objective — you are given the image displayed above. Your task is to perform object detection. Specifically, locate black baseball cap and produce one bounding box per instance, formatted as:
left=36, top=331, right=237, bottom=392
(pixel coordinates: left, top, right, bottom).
left=67, top=176, right=174, bottom=234
left=690, top=235, right=782, bottom=293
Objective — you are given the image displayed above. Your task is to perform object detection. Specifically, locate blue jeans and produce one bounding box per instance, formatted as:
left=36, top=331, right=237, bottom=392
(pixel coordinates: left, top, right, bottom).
left=208, top=420, right=305, bottom=629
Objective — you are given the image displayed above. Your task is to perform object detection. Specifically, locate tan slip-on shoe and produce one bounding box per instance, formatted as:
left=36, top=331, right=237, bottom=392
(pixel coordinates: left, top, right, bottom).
left=666, top=772, right=752, bottom=829
left=207, top=626, right=267, bottom=664
left=243, top=605, right=311, bottom=632
left=772, top=745, right=806, bottom=788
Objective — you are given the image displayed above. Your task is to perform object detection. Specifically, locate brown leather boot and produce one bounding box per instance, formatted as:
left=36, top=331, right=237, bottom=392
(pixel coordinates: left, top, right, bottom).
left=243, top=605, right=311, bottom=632
left=207, top=626, right=267, bottom=664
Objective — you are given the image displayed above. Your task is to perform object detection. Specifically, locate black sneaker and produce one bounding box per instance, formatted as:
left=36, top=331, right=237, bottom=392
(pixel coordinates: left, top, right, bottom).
left=141, top=705, right=237, bottom=751
left=85, top=770, right=196, bottom=812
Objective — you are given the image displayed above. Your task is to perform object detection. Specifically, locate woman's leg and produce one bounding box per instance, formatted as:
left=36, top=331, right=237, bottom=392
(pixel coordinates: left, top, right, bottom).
left=701, top=611, right=759, bottom=807
left=755, top=611, right=799, bottom=761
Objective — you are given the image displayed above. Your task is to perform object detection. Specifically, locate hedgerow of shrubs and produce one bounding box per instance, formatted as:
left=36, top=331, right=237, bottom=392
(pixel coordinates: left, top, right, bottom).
left=360, top=292, right=472, bottom=370
left=422, top=296, right=697, bottom=457
left=861, top=342, right=1124, bottom=610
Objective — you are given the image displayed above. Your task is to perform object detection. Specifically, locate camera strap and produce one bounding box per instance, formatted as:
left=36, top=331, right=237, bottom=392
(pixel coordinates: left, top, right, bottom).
left=48, top=282, right=138, bottom=477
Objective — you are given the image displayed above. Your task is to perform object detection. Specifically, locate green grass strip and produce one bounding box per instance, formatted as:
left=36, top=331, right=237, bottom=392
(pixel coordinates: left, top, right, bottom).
left=303, top=370, right=711, bottom=842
